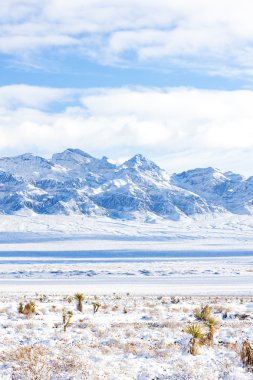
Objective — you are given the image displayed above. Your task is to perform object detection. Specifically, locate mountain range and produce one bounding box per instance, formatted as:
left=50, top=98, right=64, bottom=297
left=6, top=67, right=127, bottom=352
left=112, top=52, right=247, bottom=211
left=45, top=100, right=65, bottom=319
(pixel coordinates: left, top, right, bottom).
left=0, top=148, right=252, bottom=220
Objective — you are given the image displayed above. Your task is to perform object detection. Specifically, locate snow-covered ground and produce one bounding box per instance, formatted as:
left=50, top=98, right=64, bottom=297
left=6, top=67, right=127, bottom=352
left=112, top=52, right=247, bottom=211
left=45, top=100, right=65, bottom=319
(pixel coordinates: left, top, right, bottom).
left=0, top=293, right=253, bottom=379
left=0, top=214, right=253, bottom=295
left=0, top=214, right=253, bottom=251
left=0, top=255, right=252, bottom=295
left=0, top=276, right=253, bottom=296
left=0, top=215, right=253, bottom=378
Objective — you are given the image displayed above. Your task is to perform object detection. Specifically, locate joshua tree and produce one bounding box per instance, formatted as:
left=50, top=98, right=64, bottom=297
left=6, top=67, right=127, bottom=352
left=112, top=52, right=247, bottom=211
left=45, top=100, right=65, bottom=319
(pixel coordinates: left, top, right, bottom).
left=63, top=310, right=73, bottom=332
left=74, top=293, right=85, bottom=312
left=92, top=301, right=101, bottom=314
left=205, top=316, right=219, bottom=346
left=62, top=309, right=67, bottom=325
left=194, top=305, right=211, bottom=321
left=241, top=340, right=253, bottom=372
left=185, top=323, right=204, bottom=356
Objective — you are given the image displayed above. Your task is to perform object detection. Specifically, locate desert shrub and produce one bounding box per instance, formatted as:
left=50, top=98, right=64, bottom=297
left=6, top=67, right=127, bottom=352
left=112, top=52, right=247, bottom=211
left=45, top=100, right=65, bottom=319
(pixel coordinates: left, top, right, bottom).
left=194, top=305, right=211, bottom=321
left=18, top=301, right=36, bottom=318
left=0, top=345, right=90, bottom=380
left=63, top=296, right=73, bottom=303
left=0, top=345, right=52, bottom=380
left=171, top=296, right=180, bottom=304
left=215, top=305, right=232, bottom=314
left=235, top=313, right=250, bottom=320
left=215, top=357, right=236, bottom=379
left=39, top=295, right=47, bottom=303
left=49, top=305, right=59, bottom=313
left=241, top=340, right=253, bottom=372
left=53, top=346, right=89, bottom=378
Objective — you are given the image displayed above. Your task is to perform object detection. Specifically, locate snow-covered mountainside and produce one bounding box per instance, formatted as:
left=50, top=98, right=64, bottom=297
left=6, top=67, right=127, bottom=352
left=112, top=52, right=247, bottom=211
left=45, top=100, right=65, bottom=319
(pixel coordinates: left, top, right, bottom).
left=0, top=148, right=252, bottom=220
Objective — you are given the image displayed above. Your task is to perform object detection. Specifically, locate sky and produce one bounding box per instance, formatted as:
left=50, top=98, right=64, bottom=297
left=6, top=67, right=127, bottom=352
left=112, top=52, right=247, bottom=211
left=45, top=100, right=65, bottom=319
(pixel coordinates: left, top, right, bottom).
left=1, top=0, right=253, bottom=175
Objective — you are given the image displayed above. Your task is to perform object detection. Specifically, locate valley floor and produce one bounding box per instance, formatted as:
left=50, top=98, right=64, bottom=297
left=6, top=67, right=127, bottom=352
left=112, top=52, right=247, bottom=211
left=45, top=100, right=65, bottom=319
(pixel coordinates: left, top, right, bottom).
left=0, top=213, right=253, bottom=251
left=1, top=215, right=253, bottom=378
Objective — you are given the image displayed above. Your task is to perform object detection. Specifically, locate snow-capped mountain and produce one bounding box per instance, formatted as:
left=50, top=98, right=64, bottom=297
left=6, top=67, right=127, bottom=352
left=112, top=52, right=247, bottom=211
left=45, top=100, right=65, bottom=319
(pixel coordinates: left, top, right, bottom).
left=0, top=148, right=252, bottom=220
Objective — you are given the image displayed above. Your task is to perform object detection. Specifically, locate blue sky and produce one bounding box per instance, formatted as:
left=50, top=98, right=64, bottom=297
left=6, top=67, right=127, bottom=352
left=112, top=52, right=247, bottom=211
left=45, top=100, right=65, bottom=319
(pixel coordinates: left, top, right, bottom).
left=1, top=0, right=253, bottom=175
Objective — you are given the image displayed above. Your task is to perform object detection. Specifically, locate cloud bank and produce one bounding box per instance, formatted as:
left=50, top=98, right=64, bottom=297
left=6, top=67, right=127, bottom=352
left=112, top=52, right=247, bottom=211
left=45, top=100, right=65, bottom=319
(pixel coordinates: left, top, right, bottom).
left=0, top=84, right=253, bottom=175
left=1, top=0, right=253, bottom=76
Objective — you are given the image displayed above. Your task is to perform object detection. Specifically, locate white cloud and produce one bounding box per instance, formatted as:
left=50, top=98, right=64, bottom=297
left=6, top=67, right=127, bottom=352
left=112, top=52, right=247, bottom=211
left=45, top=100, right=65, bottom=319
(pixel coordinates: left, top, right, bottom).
left=1, top=0, right=253, bottom=75
left=0, top=85, right=77, bottom=109
left=1, top=84, right=253, bottom=175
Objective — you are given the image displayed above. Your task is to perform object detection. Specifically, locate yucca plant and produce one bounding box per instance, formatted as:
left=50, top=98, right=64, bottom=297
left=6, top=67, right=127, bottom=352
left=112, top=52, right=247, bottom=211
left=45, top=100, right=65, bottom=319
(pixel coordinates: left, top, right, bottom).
left=205, top=316, right=219, bottom=345
left=62, top=309, right=67, bottom=325
left=74, top=293, right=85, bottom=312
left=92, top=301, right=101, bottom=314
left=241, top=340, right=253, bottom=372
left=18, top=302, right=24, bottom=314
left=63, top=310, right=73, bottom=332
left=194, top=305, right=211, bottom=321
left=185, top=323, right=204, bottom=355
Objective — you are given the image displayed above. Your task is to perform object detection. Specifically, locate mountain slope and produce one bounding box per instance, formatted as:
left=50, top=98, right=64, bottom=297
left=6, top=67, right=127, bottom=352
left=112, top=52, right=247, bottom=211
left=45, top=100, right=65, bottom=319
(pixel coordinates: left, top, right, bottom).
left=0, top=149, right=251, bottom=220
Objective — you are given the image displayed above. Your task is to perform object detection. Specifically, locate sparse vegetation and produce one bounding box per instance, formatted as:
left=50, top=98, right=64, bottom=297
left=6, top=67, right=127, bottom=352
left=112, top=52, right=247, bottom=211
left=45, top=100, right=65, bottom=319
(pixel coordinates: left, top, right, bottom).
left=194, top=305, right=212, bottom=321
left=205, top=316, right=219, bottom=345
left=63, top=310, right=73, bottom=332
left=241, top=340, right=253, bottom=372
left=185, top=323, right=204, bottom=355
left=18, top=302, right=24, bottom=314
left=0, top=294, right=253, bottom=379
left=92, top=301, right=101, bottom=314
left=0, top=344, right=89, bottom=379
left=171, top=296, right=180, bottom=304
left=74, top=293, right=85, bottom=312
left=1, top=345, right=52, bottom=380
left=18, top=301, right=36, bottom=318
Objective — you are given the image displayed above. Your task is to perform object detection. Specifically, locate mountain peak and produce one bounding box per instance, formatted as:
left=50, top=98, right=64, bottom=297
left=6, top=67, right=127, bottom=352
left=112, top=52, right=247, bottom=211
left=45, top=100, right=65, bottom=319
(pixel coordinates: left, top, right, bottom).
left=51, top=149, right=95, bottom=166
left=64, top=148, right=92, bottom=158
left=53, top=148, right=92, bottom=159
left=18, top=153, right=35, bottom=159
left=123, top=154, right=160, bottom=171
